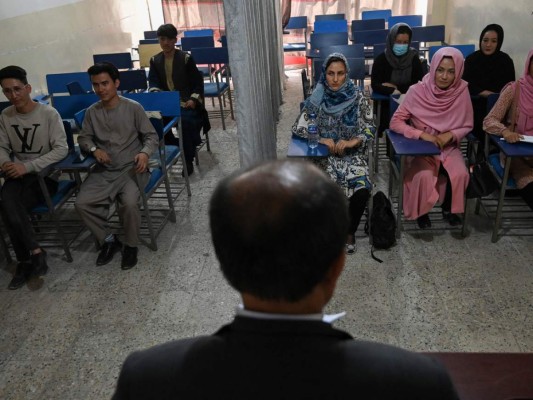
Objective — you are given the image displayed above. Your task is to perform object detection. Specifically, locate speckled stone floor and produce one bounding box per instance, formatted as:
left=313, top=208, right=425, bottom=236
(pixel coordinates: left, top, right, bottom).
left=0, top=70, right=532, bottom=399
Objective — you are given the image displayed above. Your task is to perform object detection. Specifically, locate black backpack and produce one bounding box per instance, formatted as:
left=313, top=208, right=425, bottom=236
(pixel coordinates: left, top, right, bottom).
left=365, top=191, right=396, bottom=262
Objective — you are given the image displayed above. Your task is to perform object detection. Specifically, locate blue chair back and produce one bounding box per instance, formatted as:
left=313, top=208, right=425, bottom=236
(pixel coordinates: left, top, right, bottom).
left=118, top=69, right=147, bottom=92
left=183, top=29, right=214, bottom=37
left=52, top=94, right=98, bottom=120
left=181, top=36, right=215, bottom=52
left=139, top=39, right=158, bottom=45
left=74, top=109, right=86, bottom=129
left=352, top=29, right=388, bottom=46
left=314, top=19, right=347, bottom=34
left=123, top=91, right=181, bottom=118
left=428, top=44, right=475, bottom=61
left=318, top=43, right=364, bottom=58
left=310, top=32, right=348, bottom=50
left=144, top=30, right=158, bottom=39
left=66, top=81, right=88, bottom=95
left=362, top=9, right=392, bottom=21
left=285, top=16, right=308, bottom=30
left=315, top=13, right=345, bottom=21
left=388, top=15, right=423, bottom=28
left=351, top=19, right=385, bottom=34
left=46, top=72, right=93, bottom=96
left=93, top=53, right=133, bottom=69
left=412, top=25, right=445, bottom=44
left=0, top=101, right=10, bottom=112
left=220, top=35, right=227, bottom=47
left=190, top=47, right=229, bottom=65
left=487, top=93, right=499, bottom=112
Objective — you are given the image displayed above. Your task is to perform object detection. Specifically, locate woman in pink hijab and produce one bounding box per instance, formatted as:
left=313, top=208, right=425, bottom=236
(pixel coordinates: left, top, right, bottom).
left=390, top=47, right=473, bottom=228
left=484, top=47, right=533, bottom=210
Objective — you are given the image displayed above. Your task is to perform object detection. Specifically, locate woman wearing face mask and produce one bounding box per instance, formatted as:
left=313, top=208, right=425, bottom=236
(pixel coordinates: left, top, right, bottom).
left=483, top=48, right=533, bottom=211
left=371, top=23, right=424, bottom=137
left=292, top=53, right=375, bottom=254
left=390, top=47, right=473, bottom=229
left=464, top=24, right=515, bottom=154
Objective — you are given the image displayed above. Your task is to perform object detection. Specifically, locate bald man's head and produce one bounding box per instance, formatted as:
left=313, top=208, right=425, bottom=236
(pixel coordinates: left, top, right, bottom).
left=209, top=160, right=348, bottom=302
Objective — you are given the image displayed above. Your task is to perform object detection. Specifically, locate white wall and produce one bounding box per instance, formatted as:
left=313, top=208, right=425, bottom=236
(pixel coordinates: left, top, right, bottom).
left=428, top=0, right=533, bottom=77
left=0, top=0, right=161, bottom=95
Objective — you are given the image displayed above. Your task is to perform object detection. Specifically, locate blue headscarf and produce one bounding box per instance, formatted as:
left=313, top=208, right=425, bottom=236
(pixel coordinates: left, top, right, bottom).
left=307, top=53, right=358, bottom=115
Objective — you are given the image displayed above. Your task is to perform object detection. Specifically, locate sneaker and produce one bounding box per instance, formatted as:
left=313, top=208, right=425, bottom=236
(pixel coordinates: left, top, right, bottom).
left=96, top=237, right=123, bottom=266
left=417, top=214, right=432, bottom=229
left=8, top=262, right=32, bottom=290
left=442, top=211, right=462, bottom=226
left=121, top=246, right=138, bottom=270
left=30, top=249, right=48, bottom=277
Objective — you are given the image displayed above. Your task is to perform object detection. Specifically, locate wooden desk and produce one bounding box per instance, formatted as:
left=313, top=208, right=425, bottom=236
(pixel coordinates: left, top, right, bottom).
left=287, top=135, right=329, bottom=158
left=427, top=352, right=533, bottom=400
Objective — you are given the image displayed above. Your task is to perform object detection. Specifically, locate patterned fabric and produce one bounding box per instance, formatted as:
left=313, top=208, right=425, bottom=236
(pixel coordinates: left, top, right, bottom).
left=292, top=54, right=375, bottom=197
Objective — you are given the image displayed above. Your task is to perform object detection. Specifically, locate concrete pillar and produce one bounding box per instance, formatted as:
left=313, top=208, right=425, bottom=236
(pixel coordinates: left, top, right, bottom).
left=223, top=0, right=283, bottom=167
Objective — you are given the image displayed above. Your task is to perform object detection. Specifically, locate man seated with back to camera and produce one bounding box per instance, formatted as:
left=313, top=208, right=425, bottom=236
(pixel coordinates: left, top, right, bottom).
left=148, top=23, right=211, bottom=176
left=75, top=62, right=158, bottom=270
left=112, top=159, right=459, bottom=399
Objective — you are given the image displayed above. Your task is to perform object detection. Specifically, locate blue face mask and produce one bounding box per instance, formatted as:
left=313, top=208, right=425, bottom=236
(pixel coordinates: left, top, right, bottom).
left=392, top=43, right=409, bottom=56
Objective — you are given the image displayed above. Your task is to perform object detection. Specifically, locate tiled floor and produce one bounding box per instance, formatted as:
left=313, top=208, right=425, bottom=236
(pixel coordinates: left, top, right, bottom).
left=0, top=70, right=532, bottom=399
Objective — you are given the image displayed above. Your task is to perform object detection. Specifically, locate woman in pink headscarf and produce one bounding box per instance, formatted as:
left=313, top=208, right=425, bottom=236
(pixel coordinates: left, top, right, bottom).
left=390, top=47, right=473, bottom=229
left=484, top=47, right=533, bottom=210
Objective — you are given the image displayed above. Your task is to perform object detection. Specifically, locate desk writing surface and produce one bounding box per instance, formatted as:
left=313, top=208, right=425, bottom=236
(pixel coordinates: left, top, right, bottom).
left=490, top=134, right=533, bottom=158
left=427, top=352, right=533, bottom=400
left=287, top=136, right=329, bottom=157
left=306, top=49, right=323, bottom=59
left=387, top=130, right=440, bottom=156
left=371, top=92, right=389, bottom=102
left=54, top=152, right=96, bottom=170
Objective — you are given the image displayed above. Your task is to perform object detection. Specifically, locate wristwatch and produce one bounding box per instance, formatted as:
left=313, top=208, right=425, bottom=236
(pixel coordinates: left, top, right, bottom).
left=90, top=146, right=97, bottom=153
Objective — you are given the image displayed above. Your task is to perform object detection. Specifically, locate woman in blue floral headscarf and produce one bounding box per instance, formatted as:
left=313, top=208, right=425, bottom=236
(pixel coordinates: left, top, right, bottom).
left=292, top=53, right=375, bottom=254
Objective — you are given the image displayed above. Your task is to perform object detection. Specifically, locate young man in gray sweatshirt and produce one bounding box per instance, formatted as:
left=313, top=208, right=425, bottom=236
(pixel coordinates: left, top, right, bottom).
left=0, top=66, right=68, bottom=290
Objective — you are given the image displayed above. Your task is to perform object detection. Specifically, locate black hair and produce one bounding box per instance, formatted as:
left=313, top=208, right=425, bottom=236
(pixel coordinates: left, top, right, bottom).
left=87, top=62, right=120, bottom=82
left=157, top=24, right=178, bottom=39
left=209, top=160, right=348, bottom=302
left=479, top=24, right=504, bottom=53
left=396, top=25, right=412, bottom=41
left=0, top=65, right=28, bottom=85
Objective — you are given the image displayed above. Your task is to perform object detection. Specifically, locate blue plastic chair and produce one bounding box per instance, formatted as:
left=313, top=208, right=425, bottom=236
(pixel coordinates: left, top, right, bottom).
left=429, top=44, right=475, bottom=61
left=46, top=72, right=93, bottom=96
left=313, top=19, right=347, bottom=34
left=412, top=25, right=446, bottom=44
left=362, top=9, right=392, bottom=22
left=284, top=16, right=308, bottom=53
left=93, top=53, right=133, bottom=69
left=351, top=19, right=386, bottom=38
left=351, top=29, right=389, bottom=46
left=315, top=13, right=345, bottom=21
left=318, top=43, right=364, bottom=59
left=118, top=70, right=148, bottom=93
left=183, top=29, right=214, bottom=37
left=388, top=15, right=423, bottom=28
left=190, top=47, right=234, bottom=130
left=310, top=32, right=348, bottom=50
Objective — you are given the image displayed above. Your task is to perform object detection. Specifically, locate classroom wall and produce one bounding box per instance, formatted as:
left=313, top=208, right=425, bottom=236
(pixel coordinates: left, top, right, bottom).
left=0, top=0, right=161, bottom=95
left=428, top=0, right=533, bottom=77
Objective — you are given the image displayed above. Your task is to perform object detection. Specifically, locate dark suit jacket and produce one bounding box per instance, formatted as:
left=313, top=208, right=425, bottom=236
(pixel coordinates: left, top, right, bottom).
left=113, top=316, right=459, bottom=399
left=148, top=50, right=210, bottom=134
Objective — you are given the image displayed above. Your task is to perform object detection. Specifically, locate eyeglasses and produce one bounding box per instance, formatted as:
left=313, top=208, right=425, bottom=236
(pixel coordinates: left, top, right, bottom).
left=2, top=85, right=28, bottom=96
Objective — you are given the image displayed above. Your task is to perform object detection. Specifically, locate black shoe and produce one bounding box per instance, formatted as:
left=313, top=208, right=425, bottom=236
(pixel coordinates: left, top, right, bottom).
left=96, top=237, right=122, bottom=266
left=182, top=162, right=194, bottom=177
left=442, top=211, right=462, bottom=226
left=30, top=249, right=48, bottom=277
left=121, top=246, right=138, bottom=270
left=8, top=262, right=32, bottom=290
left=417, top=214, right=432, bottom=229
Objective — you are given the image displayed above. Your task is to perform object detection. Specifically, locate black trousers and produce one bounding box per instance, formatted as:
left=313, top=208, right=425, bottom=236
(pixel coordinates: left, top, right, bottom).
left=0, top=175, right=57, bottom=261
left=520, top=181, right=533, bottom=211
left=348, top=188, right=370, bottom=235
left=163, top=109, right=203, bottom=164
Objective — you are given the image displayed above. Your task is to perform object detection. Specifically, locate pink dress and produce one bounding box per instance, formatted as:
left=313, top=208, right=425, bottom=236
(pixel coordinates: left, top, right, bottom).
left=389, top=47, right=473, bottom=220
left=390, top=109, right=470, bottom=219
